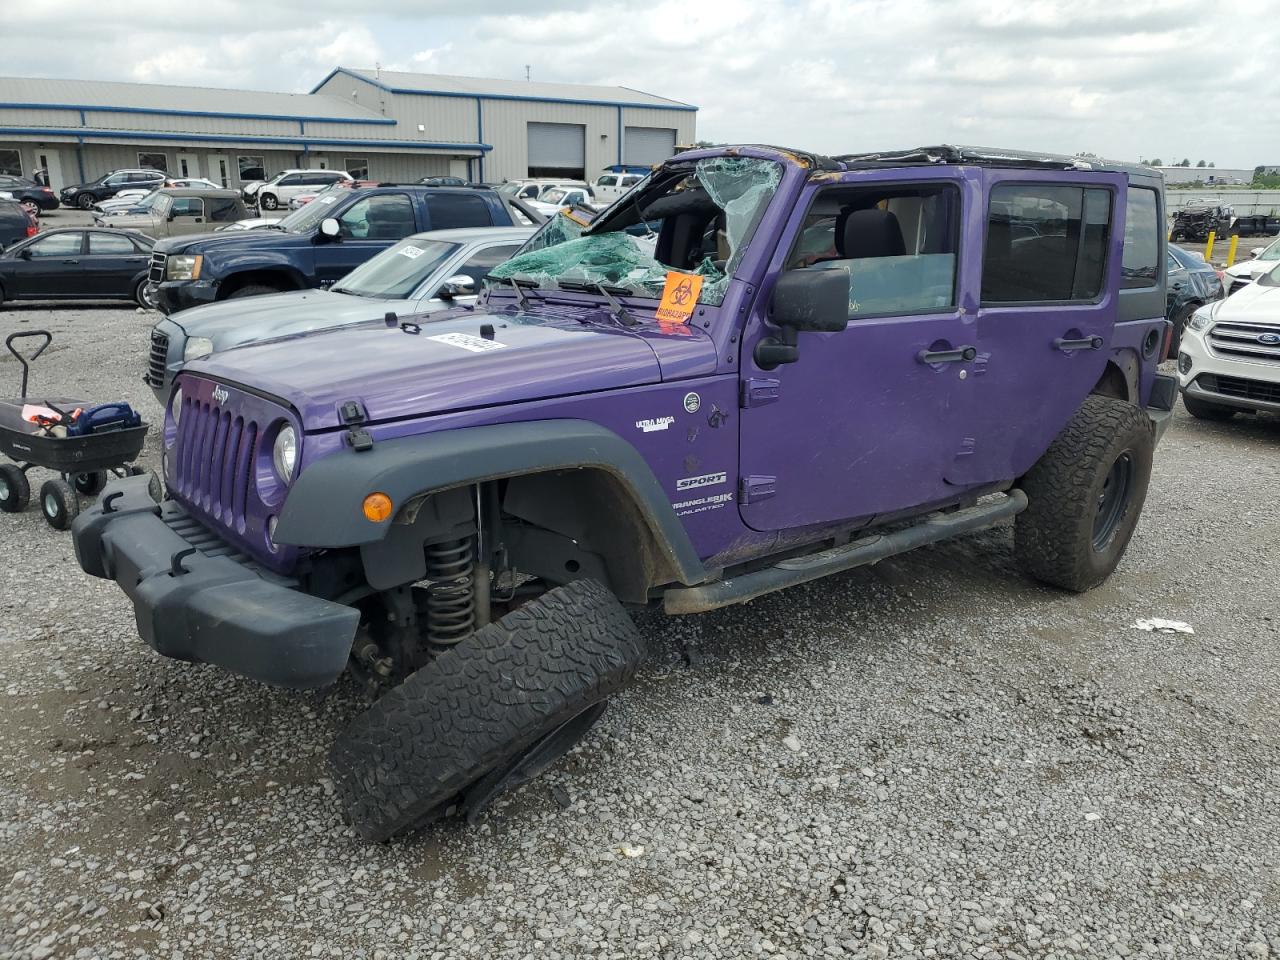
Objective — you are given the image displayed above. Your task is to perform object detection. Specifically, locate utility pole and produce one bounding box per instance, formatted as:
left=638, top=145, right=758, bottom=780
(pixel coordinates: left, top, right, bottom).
left=525, top=65, right=531, bottom=81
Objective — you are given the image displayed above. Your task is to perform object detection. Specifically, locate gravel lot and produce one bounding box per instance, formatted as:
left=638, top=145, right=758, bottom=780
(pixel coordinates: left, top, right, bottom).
left=2, top=303, right=1279, bottom=960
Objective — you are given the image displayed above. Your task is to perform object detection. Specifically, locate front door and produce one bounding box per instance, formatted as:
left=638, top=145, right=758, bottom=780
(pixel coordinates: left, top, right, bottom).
left=176, top=153, right=200, bottom=179
left=312, top=192, right=419, bottom=287
left=738, top=169, right=979, bottom=532
left=8, top=231, right=87, bottom=297
left=207, top=154, right=230, bottom=188
left=943, top=170, right=1126, bottom=486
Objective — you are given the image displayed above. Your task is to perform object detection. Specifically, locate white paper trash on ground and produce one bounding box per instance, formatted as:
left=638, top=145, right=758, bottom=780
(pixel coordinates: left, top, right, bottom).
left=1132, top=618, right=1195, bottom=635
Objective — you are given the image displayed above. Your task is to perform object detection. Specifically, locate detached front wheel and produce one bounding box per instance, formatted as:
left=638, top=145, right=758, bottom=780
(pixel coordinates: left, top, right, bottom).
left=1015, top=396, right=1154, bottom=592
left=329, top=578, right=645, bottom=842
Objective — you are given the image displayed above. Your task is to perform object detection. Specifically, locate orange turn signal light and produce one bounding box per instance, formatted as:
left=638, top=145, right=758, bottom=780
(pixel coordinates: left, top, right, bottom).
left=362, top=492, right=393, bottom=523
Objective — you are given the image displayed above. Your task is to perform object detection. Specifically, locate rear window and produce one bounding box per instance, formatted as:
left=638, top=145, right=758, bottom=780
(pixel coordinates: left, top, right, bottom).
left=1121, top=186, right=1160, bottom=289
left=426, top=192, right=493, bottom=230
left=981, top=184, right=1112, bottom=303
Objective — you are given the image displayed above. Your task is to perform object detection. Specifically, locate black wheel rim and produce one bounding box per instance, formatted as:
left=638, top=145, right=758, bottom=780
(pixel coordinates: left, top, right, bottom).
left=1092, top=451, right=1134, bottom=551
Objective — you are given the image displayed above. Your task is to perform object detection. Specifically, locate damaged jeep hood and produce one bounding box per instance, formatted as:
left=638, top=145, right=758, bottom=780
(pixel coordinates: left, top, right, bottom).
left=188, top=308, right=678, bottom=430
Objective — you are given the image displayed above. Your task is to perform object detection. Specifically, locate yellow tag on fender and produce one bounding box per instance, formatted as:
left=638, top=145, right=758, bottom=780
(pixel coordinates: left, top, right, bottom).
left=655, top=271, right=703, bottom=327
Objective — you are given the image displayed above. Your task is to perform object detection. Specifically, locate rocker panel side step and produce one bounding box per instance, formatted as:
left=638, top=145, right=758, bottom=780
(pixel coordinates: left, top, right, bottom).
left=663, top=490, right=1028, bottom=615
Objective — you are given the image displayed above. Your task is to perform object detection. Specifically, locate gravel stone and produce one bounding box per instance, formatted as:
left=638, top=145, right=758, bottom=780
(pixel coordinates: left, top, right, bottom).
left=2, top=304, right=1280, bottom=958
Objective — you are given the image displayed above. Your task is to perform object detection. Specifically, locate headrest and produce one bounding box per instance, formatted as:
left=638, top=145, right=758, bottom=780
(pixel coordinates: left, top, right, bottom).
left=838, top=208, right=906, bottom=259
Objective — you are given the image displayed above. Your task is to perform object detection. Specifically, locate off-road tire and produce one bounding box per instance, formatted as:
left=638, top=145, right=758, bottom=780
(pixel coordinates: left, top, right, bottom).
left=0, top=464, right=30, bottom=513
left=227, top=283, right=281, bottom=300
left=1015, top=396, right=1153, bottom=592
left=1182, top=393, right=1238, bottom=421
left=329, top=578, right=645, bottom=842
left=40, top=478, right=80, bottom=530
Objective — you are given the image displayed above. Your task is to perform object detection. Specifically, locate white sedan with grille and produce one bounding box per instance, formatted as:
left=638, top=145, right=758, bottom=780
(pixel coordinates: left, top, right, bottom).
left=1178, top=260, right=1280, bottom=420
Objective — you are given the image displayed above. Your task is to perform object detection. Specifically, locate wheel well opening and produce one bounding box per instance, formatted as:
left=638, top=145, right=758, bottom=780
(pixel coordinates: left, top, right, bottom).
left=220, top=270, right=300, bottom=297
left=1090, top=360, right=1133, bottom=403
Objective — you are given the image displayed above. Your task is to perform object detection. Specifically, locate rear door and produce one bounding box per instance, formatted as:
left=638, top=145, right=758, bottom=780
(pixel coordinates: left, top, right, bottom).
left=312, top=192, right=419, bottom=286
left=8, top=231, right=87, bottom=297
left=944, top=170, right=1126, bottom=486
left=84, top=231, right=148, bottom=296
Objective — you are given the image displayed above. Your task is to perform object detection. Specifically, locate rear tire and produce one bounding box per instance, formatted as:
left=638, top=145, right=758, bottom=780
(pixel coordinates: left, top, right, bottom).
left=226, top=283, right=281, bottom=300
left=1015, top=396, right=1153, bottom=592
left=329, top=578, right=645, bottom=842
left=0, top=464, right=30, bottom=513
left=40, top=478, right=80, bottom=530
left=72, top=471, right=107, bottom=496
left=1182, top=393, right=1238, bottom=421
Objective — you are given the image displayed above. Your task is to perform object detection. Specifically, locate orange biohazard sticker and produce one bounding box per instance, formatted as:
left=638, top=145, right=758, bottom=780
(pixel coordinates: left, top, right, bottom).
left=655, top=271, right=703, bottom=328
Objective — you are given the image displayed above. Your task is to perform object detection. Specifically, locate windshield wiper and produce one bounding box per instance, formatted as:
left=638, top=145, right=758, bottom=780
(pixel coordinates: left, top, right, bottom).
left=557, top=280, right=638, bottom=327
left=486, top=274, right=541, bottom=309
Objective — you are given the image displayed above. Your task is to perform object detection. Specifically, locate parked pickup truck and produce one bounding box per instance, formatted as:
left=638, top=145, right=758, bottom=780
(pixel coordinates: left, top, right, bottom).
left=147, top=184, right=529, bottom=314
left=73, top=144, right=1175, bottom=842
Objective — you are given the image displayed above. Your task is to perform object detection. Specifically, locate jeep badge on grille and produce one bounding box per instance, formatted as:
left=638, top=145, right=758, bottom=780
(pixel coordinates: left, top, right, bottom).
left=212, top=385, right=229, bottom=404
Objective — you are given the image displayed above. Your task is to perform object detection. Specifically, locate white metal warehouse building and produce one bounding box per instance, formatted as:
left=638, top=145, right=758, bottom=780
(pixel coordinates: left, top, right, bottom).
left=0, top=68, right=697, bottom=193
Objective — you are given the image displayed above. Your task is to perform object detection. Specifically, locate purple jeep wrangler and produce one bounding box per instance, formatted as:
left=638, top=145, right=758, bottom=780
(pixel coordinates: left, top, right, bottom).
left=72, top=145, right=1175, bottom=840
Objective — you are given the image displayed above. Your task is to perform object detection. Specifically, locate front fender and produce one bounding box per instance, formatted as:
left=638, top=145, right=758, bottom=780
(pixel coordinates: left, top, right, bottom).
left=272, top=419, right=708, bottom=587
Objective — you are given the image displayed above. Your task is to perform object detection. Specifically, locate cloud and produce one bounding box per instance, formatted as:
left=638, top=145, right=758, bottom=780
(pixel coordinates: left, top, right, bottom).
left=2, top=0, right=1275, bottom=167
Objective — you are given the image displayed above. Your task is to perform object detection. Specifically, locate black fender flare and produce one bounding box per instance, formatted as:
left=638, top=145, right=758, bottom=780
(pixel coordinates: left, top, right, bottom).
left=273, top=419, right=708, bottom=587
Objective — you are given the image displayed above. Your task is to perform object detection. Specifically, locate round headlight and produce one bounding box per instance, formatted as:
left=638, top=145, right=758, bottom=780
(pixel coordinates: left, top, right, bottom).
left=272, top=425, right=297, bottom=483
left=184, top=337, right=214, bottom=361
left=170, top=386, right=183, bottom=426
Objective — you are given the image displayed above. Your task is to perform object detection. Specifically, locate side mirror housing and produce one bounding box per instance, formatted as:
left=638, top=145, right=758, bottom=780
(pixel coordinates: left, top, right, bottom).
left=318, top=217, right=341, bottom=240
left=18, top=247, right=32, bottom=260
left=755, top=268, right=850, bottom=369
left=1250, top=247, right=1264, bottom=259
left=439, top=274, right=477, bottom=300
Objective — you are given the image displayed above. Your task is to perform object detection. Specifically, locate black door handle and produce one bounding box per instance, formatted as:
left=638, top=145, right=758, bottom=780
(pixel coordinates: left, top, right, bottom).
left=918, top=345, right=977, bottom=364
left=61, top=259, right=79, bottom=264
left=1054, top=336, right=1104, bottom=352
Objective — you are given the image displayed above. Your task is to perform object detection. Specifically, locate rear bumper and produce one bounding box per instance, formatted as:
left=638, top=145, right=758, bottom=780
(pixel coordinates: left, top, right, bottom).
left=72, top=475, right=359, bottom=689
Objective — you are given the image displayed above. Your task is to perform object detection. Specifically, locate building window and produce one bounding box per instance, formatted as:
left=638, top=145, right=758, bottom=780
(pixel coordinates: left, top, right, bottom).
left=0, top=149, right=23, bottom=176
left=238, top=156, right=266, bottom=182
left=344, top=157, right=369, bottom=181
left=137, top=152, right=168, bottom=172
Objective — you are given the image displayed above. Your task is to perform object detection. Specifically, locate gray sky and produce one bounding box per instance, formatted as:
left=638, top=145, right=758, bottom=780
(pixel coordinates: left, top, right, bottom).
left=5, top=0, right=1273, bottom=168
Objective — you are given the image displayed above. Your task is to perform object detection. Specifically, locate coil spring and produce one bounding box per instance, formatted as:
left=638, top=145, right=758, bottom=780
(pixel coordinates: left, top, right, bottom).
left=425, top=537, right=476, bottom=645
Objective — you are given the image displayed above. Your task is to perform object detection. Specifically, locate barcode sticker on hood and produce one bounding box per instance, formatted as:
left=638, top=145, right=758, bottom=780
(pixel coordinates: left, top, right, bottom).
left=427, top=332, right=508, bottom=353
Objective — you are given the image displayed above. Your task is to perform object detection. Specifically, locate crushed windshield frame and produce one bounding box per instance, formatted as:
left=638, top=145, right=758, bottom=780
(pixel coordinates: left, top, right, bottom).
left=488, top=156, right=782, bottom=307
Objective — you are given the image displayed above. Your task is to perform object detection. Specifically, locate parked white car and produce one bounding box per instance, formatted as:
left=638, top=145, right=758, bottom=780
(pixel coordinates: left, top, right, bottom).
left=1222, top=235, right=1280, bottom=294
left=590, top=171, right=645, bottom=203
left=496, top=179, right=590, bottom=203
left=526, top=185, right=598, bottom=217
left=246, top=170, right=354, bottom=210
left=1178, top=261, right=1280, bottom=420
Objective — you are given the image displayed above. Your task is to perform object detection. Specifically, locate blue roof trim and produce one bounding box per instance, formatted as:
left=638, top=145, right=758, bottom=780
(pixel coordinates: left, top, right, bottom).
left=310, top=67, right=698, bottom=113
left=0, top=101, right=395, bottom=126
left=0, top=127, right=490, bottom=152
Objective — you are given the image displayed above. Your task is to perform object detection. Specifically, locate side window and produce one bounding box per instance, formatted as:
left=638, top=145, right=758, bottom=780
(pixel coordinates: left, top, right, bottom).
left=440, top=243, right=522, bottom=294
left=207, top=197, right=239, bottom=222
left=597, top=175, right=617, bottom=188
left=981, top=184, right=1112, bottom=304
left=426, top=192, right=493, bottom=230
left=171, top=198, right=205, bottom=218
left=104, top=174, right=128, bottom=187
left=519, top=185, right=537, bottom=199
left=622, top=175, right=643, bottom=187
left=89, top=232, right=136, bottom=255
left=27, top=233, right=83, bottom=257
left=277, top=174, right=301, bottom=187
left=1121, top=186, right=1160, bottom=289
left=339, top=194, right=416, bottom=239
left=785, top=182, right=960, bottom=318
left=1166, top=251, right=1182, bottom=274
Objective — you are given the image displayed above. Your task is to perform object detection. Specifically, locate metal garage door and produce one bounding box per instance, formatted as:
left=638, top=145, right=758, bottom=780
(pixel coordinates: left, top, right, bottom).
left=527, top=123, right=585, bottom=176
left=624, top=127, right=676, bottom=166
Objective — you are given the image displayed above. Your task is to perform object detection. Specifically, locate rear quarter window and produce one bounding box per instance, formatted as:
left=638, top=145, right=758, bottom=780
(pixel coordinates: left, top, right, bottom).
left=426, top=192, right=494, bottom=230
left=1121, top=186, right=1160, bottom=289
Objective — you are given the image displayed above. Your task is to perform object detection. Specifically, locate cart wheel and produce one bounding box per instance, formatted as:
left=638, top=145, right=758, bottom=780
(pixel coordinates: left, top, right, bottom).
left=72, top=471, right=107, bottom=496
left=0, top=464, right=30, bottom=513
left=40, top=479, right=80, bottom=530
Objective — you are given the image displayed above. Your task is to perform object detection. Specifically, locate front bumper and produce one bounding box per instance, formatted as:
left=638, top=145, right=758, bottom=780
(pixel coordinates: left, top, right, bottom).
left=72, top=475, right=359, bottom=689
left=1178, top=324, right=1280, bottom=413
left=155, top=279, right=218, bottom=315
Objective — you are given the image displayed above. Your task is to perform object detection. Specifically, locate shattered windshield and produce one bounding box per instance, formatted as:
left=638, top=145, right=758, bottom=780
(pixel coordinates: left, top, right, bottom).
left=488, top=156, right=782, bottom=306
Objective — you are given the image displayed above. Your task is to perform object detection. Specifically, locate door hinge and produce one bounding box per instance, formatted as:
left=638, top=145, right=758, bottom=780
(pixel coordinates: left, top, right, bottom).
left=740, top=475, right=777, bottom=504
left=740, top=377, right=781, bottom=408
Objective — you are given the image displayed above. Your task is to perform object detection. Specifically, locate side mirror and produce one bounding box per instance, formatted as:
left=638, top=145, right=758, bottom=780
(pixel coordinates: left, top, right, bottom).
left=439, top=274, right=476, bottom=299
left=318, top=218, right=341, bottom=240
left=18, top=248, right=32, bottom=260
left=755, top=268, right=850, bottom=369
left=1251, top=248, right=1265, bottom=259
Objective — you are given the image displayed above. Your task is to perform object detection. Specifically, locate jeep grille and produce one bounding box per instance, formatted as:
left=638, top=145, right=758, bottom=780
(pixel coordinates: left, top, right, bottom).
left=173, top=394, right=259, bottom=531
left=146, top=329, right=168, bottom=389
left=1207, top=320, right=1280, bottom=365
